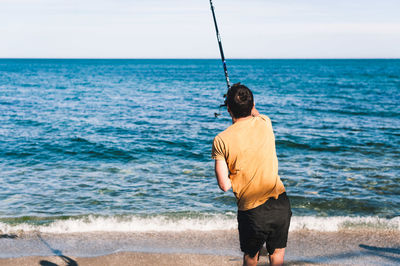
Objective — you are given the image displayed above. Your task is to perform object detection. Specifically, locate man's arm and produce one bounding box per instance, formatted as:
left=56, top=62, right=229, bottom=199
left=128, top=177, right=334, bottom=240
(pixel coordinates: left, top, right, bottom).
left=214, top=160, right=231, bottom=192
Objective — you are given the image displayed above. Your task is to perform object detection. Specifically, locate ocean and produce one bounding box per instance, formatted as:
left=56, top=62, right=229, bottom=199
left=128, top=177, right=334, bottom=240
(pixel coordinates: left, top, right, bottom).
left=0, top=59, right=399, bottom=236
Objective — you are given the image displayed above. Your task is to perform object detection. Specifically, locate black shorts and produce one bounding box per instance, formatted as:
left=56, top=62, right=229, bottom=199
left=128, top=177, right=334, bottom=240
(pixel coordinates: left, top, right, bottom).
left=237, top=192, right=292, bottom=257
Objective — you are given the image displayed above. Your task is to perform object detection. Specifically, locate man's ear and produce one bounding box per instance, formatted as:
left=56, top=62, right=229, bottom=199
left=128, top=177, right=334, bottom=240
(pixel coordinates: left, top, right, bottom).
left=227, top=106, right=234, bottom=118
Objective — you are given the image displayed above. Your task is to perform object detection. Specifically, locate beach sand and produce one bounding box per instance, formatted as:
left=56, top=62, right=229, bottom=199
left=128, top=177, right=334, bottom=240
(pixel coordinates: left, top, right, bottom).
left=0, top=229, right=399, bottom=265
left=0, top=252, right=243, bottom=266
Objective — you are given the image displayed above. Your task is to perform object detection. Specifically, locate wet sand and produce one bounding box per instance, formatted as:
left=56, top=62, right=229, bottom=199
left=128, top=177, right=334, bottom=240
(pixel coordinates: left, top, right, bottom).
left=0, top=252, right=243, bottom=266
left=0, top=229, right=399, bottom=265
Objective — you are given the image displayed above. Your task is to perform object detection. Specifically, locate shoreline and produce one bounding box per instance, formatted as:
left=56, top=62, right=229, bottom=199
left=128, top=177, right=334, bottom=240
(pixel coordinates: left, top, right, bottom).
left=1, top=229, right=399, bottom=265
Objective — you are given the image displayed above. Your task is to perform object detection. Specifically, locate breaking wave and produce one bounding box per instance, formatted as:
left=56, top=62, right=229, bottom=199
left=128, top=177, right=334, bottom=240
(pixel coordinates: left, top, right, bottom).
left=0, top=215, right=398, bottom=234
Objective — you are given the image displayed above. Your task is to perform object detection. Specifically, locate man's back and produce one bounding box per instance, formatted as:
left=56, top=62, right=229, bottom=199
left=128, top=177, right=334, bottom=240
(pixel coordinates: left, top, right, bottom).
left=212, top=114, right=285, bottom=211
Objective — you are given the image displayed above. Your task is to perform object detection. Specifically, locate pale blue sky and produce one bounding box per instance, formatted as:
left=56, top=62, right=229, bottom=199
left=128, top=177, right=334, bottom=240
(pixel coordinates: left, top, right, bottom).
left=1, top=0, right=399, bottom=58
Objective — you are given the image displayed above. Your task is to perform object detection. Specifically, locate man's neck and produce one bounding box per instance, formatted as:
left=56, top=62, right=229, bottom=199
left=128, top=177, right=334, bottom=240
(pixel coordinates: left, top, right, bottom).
left=232, top=115, right=252, bottom=124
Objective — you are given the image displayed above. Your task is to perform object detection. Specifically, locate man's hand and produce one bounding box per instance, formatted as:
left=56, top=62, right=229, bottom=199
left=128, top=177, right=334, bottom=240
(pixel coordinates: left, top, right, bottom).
left=214, top=160, right=231, bottom=192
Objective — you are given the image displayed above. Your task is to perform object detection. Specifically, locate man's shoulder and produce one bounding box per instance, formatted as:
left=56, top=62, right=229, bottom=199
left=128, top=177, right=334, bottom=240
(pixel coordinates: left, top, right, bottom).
left=256, top=114, right=273, bottom=129
left=214, top=114, right=272, bottom=141
left=214, top=128, right=229, bottom=143
left=258, top=114, right=271, bottom=122
left=216, top=122, right=238, bottom=140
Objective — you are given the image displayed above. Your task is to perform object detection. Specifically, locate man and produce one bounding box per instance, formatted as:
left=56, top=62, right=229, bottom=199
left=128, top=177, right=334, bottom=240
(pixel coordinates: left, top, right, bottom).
left=212, top=83, right=291, bottom=266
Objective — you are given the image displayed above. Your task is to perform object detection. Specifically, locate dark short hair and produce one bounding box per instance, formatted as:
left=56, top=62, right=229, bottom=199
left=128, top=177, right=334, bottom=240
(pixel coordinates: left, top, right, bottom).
left=226, top=83, right=254, bottom=118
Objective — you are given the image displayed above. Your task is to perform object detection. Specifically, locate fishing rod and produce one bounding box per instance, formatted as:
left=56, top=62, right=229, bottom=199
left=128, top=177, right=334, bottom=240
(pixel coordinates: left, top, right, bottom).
left=209, top=0, right=230, bottom=117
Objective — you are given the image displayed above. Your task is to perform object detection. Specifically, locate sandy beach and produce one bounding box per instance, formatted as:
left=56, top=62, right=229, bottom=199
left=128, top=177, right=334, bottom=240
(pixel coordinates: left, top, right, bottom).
left=0, top=252, right=243, bottom=266
left=1, top=229, right=399, bottom=265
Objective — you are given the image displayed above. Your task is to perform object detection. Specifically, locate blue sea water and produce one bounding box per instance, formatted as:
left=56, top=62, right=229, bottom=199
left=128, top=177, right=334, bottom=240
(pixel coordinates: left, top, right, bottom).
left=0, top=59, right=399, bottom=232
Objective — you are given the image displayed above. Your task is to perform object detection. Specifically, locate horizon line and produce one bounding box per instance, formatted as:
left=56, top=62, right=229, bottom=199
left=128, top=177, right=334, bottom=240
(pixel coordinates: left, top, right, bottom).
left=0, top=57, right=400, bottom=60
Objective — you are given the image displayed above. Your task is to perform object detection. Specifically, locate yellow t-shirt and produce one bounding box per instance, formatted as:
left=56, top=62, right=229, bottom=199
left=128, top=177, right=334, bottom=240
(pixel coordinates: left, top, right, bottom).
left=212, top=114, right=285, bottom=211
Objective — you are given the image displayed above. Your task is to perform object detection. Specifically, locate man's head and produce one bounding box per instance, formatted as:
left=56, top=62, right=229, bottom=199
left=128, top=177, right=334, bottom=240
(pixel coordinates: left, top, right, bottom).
left=226, top=83, right=254, bottom=119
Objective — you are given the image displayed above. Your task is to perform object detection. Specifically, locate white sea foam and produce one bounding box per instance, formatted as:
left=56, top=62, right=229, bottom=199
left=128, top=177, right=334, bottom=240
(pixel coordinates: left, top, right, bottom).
left=0, top=214, right=236, bottom=234
left=0, top=215, right=398, bottom=234
left=290, top=216, right=400, bottom=231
